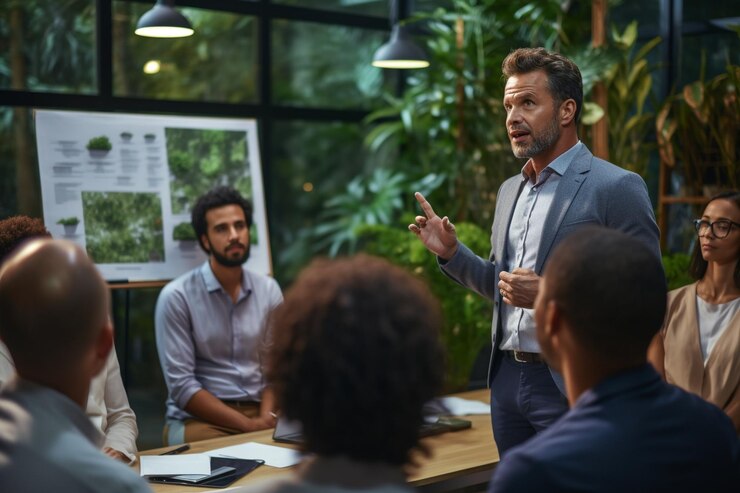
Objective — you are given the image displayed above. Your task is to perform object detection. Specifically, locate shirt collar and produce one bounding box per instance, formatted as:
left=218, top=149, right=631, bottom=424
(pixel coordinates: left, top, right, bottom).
left=520, top=140, right=583, bottom=184
left=573, top=363, right=661, bottom=409
left=200, top=261, right=253, bottom=299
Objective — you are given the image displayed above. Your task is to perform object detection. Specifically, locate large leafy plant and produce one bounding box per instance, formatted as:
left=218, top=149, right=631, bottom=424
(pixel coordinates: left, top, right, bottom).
left=657, top=63, right=740, bottom=194
left=358, top=220, right=493, bottom=391
left=602, top=22, right=661, bottom=178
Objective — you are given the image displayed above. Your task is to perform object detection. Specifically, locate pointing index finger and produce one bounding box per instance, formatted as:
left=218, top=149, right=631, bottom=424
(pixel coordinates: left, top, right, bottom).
left=414, top=192, right=438, bottom=219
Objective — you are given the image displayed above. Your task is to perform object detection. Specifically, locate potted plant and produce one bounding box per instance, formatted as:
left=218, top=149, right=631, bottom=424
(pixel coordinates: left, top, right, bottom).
left=120, top=131, right=133, bottom=142
left=144, top=133, right=156, bottom=143
left=57, top=216, right=80, bottom=236
left=173, top=222, right=196, bottom=248
left=86, top=135, right=112, bottom=158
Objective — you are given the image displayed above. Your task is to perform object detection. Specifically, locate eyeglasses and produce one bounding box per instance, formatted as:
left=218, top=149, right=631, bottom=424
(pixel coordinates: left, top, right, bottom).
left=693, top=219, right=740, bottom=239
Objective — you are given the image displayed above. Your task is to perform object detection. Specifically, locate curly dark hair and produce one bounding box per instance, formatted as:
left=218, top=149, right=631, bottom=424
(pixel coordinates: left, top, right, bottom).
left=502, top=47, right=584, bottom=124
left=267, top=254, right=445, bottom=466
left=191, top=186, right=253, bottom=253
left=689, top=190, right=740, bottom=288
left=0, top=215, right=51, bottom=263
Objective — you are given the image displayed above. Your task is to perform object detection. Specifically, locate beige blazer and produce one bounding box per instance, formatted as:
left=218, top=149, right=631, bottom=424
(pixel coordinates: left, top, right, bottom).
left=662, top=283, right=740, bottom=422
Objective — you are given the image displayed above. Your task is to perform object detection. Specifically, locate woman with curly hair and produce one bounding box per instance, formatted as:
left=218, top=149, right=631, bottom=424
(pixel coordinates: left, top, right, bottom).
left=649, top=191, right=740, bottom=433
left=244, top=254, right=445, bottom=493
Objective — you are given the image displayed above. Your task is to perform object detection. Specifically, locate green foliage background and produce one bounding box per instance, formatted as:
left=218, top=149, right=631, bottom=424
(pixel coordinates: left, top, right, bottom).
left=358, top=219, right=492, bottom=391
left=82, top=191, right=164, bottom=263
left=165, top=127, right=253, bottom=216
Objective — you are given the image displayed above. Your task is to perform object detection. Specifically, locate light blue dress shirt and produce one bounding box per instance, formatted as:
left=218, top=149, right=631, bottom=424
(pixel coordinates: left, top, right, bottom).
left=155, top=262, right=283, bottom=420
left=499, top=141, right=583, bottom=352
left=0, top=378, right=151, bottom=492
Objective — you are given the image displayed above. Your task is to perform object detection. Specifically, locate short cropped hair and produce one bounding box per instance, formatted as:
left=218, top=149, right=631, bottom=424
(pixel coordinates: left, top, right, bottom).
left=689, top=190, right=740, bottom=288
left=268, top=254, right=445, bottom=466
left=0, top=215, right=51, bottom=263
left=543, top=227, right=667, bottom=361
left=191, top=186, right=253, bottom=253
left=502, top=47, right=583, bottom=124
left=0, top=240, right=109, bottom=373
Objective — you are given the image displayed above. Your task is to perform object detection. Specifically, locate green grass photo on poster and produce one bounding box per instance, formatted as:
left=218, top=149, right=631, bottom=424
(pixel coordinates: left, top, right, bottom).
left=165, top=128, right=254, bottom=223
left=82, top=191, right=165, bottom=263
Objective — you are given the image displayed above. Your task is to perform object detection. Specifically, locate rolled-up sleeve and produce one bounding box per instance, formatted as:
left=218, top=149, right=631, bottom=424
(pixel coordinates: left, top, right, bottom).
left=154, top=284, right=202, bottom=412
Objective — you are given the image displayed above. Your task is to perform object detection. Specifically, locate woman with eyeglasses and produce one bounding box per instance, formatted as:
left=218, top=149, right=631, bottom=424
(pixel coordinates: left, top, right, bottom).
left=649, top=190, right=740, bottom=432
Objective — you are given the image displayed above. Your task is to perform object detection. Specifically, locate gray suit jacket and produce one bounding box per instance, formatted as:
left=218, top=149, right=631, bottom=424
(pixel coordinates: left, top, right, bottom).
left=440, top=145, right=661, bottom=390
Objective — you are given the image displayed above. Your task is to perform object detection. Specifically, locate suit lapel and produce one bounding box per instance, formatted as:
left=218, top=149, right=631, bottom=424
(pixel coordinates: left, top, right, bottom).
left=536, top=147, right=592, bottom=273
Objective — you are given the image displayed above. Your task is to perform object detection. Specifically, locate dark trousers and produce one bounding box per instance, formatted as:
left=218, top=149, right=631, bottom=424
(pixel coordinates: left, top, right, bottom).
left=489, top=351, right=569, bottom=457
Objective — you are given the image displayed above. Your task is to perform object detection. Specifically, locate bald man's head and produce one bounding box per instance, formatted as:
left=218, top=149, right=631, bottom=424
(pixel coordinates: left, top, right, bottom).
left=0, top=239, right=110, bottom=377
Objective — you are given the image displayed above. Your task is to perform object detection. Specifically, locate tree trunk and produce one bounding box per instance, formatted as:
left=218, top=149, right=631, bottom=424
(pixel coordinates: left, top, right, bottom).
left=10, top=4, right=41, bottom=217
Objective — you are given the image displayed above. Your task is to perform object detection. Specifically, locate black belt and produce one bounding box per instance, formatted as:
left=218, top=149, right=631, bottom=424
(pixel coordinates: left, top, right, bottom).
left=221, top=399, right=259, bottom=407
left=503, top=350, right=544, bottom=364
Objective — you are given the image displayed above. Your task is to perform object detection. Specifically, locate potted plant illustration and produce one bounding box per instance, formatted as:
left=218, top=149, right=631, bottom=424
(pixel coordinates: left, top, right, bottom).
left=120, top=131, right=133, bottom=142
left=86, top=135, right=112, bottom=158
left=144, top=133, right=156, bottom=143
left=173, top=221, right=197, bottom=248
left=57, top=216, right=80, bottom=236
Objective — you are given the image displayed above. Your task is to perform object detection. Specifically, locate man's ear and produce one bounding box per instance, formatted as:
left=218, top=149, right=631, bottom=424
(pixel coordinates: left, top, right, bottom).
left=559, top=99, right=577, bottom=126
left=91, top=322, right=113, bottom=375
left=545, top=300, right=563, bottom=346
left=200, top=234, right=211, bottom=254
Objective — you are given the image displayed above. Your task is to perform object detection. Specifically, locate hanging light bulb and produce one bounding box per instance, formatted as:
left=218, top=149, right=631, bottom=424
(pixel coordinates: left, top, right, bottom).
left=135, top=0, right=194, bottom=38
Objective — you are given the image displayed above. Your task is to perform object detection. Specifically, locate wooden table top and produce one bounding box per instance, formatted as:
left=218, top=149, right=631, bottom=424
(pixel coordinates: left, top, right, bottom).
left=137, top=389, right=498, bottom=492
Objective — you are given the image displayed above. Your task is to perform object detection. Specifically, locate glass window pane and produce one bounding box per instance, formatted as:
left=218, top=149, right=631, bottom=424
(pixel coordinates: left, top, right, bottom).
left=272, top=20, right=390, bottom=108
left=683, top=1, right=740, bottom=22
left=0, top=107, right=42, bottom=218
left=0, top=1, right=96, bottom=94
left=269, top=120, right=392, bottom=283
left=274, top=0, right=387, bottom=16
left=112, top=2, right=258, bottom=103
left=413, top=0, right=454, bottom=12
left=609, top=0, right=661, bottom=32
left=680, top=31, right=740, bottom=84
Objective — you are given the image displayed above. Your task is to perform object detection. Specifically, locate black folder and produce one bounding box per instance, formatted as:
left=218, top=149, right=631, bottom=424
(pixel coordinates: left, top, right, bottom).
left=147, top=456, right=264, bottom=488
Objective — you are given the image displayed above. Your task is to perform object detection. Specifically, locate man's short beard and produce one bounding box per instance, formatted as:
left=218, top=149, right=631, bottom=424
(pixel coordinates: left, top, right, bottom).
left=211, top=245, right=250, bottom=267
left=511, top=114, right=561, bottom=159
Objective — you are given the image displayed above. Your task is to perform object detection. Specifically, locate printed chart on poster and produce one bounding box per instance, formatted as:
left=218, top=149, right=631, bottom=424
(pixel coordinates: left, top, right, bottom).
left=35, top=110, right=271, bottom=282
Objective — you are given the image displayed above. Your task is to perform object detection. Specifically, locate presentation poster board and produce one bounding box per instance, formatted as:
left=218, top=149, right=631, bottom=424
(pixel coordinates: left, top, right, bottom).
left=35, top=110, right=271, bottom=282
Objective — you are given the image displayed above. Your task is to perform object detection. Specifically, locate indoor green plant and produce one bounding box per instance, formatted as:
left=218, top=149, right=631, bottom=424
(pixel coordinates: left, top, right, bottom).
left=358, top=219, right=492, bottom=392
left=86, top=135, right=112, bottom=151
left=57, top=216, right=80, bottom=235
left=172, top=221, right=196, bottom=241
left=657, top=63, right=740, bottom=195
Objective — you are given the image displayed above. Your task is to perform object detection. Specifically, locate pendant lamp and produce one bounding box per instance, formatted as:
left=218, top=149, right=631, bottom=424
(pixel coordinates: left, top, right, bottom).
left=135, top=0, right=194, bottom=38
left=372, top=0, right=429, bottom=69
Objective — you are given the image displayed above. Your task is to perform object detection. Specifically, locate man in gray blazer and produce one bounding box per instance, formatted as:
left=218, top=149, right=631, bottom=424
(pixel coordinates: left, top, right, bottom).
left=409, top=47, right=661, bottom=456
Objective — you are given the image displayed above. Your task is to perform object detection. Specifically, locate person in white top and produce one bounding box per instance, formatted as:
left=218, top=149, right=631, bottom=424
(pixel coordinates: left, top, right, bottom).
left=649, top=190, right=740, bottom=432
left=0, top=214, right=138, bottom=462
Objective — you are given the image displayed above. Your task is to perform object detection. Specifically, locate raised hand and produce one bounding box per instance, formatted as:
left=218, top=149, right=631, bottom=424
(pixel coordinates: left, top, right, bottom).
left=408, top=192, right=459, bottom=260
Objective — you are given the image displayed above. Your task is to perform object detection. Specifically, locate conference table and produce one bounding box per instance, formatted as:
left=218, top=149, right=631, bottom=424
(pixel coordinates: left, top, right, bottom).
left=137, top=389, right=498, bottom=492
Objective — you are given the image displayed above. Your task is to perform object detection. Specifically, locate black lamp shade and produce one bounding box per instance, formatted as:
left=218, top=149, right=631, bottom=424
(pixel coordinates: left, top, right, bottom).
left=372, top=25, right=429, bottom=69
left=135, top=0, right=194, bottom=38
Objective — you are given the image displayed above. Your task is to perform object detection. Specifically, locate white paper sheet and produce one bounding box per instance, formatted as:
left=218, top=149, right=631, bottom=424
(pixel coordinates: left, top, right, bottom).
left=139, top=454, right=211, bottom=476
left=438, top=396, right=490, bottom=415
left=208, top=442, right=301, bottom=468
